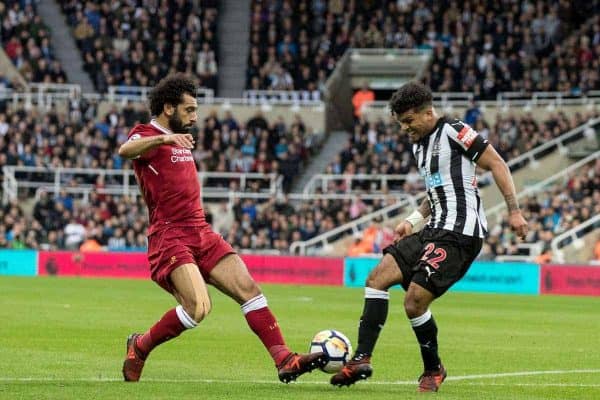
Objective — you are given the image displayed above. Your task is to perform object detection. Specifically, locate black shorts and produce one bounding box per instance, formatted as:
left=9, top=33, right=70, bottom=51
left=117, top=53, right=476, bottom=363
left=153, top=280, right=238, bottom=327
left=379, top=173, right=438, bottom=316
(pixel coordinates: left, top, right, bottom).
left=383, top=227, right=482, bottom=297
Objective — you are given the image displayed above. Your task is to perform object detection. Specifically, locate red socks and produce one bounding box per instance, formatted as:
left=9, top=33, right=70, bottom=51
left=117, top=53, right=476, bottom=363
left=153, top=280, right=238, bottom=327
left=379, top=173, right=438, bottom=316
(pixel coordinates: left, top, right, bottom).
left=133, top=295, right=290, bottom=366
left=242, top=294, right=291, bottom=366
left=136, top=306, right=196, bottom=357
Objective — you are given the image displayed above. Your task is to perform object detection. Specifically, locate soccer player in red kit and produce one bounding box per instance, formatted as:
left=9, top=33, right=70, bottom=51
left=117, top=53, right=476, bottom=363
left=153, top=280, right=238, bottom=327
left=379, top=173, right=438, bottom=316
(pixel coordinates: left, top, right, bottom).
left=118, top=73, right=326, bottom=383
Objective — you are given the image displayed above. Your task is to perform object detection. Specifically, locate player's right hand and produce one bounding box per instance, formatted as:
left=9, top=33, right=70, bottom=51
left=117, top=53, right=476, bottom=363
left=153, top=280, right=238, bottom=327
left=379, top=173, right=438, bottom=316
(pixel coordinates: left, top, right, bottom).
left=163, top=133, right=195, bottom=149
left=393, top=220, right=413, bottom=243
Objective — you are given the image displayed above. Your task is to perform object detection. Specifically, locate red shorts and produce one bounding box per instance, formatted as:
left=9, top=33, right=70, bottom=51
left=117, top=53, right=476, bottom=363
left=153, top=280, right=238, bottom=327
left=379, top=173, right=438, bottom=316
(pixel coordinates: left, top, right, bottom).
left=147, top=225, right=235, bottom=293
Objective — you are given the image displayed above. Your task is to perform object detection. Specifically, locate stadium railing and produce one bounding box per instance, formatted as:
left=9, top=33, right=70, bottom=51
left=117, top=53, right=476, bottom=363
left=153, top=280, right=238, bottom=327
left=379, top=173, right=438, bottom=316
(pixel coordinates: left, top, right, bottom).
left=301, top=118, right=599, bottom=200
left=106, top=86, right=215, bottom=104
left=551, top=214, right=600, bottom=263
left=1, top=83, right=598, bottom=118
left=494, top=243, right=544, bottom=263
left=291, top=149, right=600, bottom=256
left=289, top=192, right=424, bottom=255
left=1, top=167, right=283, bottom=204
left=364, top=91, right=600, bottom=114
left=485, top=151, right=600, bottom=222
left=478, top=117, right=600, bottom=188
left=243, top=90, right=322, bottom=104
left=302, top=173, right=416, bottom=195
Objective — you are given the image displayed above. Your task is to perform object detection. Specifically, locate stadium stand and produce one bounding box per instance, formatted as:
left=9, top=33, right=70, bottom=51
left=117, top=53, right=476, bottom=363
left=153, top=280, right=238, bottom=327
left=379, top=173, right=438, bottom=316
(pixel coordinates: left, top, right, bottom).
left=324, top=110, right=600, bottom=194
left=0, top=102, right=321, bottom=251
left=57, top=0, right=219, bottom=92
left=484, top=159, right=600, bottom=261
left=246, top=1, right=600, bottom=98
left=0, top=1, right=599, bottom=263
left=1, top=0, right=68, bottom=84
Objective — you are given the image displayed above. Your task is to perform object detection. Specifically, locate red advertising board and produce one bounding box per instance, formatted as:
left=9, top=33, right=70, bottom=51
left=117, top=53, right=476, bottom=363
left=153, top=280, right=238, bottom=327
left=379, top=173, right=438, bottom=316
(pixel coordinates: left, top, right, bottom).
left=38, top=251, right=150, bottom=278
left=37, top=251, right=343, bottom=286
left=242, top=254, right=343, bottom=286
left=541, top=264, right=600, bottom=297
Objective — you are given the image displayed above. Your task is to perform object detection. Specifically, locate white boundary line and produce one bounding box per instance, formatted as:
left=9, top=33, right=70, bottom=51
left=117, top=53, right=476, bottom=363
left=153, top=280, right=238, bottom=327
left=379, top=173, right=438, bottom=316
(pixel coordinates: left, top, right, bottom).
left=1, top=369, right=599, bottom=386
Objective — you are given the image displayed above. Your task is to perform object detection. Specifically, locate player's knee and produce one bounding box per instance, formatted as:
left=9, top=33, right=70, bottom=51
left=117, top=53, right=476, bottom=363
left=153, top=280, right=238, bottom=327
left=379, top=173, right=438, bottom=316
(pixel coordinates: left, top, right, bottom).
left=403, top=294, right=428, bottom=319
left=239, top=279, right=261, bottom=299
left=365, top=255, right=399, bottom=290
left=365, top=270, right=385, bottom=290
left=183, top=297, right=211, bottom=322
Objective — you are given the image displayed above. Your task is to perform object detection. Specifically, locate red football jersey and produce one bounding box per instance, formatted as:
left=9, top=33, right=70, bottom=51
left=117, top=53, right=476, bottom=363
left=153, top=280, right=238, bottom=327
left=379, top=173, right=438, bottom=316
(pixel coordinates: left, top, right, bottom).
left=127, top=119, right=205, bottom=235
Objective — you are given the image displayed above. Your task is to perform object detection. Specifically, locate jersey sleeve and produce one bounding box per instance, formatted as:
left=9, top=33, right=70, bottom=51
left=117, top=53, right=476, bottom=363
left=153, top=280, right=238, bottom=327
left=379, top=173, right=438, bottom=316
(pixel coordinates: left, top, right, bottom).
left=446, top=120, right=488, bottom=162
left=126, top=126, right=158, bottom=160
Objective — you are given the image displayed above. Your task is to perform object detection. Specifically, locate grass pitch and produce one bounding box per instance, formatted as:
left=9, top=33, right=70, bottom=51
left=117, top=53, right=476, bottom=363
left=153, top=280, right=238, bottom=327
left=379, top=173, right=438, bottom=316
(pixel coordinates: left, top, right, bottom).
left=0, top=276, right=598, bottom=400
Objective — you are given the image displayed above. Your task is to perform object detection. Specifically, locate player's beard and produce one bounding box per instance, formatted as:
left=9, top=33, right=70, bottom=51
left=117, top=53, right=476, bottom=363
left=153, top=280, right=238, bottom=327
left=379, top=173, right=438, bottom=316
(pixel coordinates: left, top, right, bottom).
left=168, top=112, right=192, bottom=133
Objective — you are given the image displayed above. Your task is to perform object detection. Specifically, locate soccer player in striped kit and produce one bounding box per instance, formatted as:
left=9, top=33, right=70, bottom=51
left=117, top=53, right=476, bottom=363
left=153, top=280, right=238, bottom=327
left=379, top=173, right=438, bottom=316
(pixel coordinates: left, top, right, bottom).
left=331, top=82, right=528, bottom=392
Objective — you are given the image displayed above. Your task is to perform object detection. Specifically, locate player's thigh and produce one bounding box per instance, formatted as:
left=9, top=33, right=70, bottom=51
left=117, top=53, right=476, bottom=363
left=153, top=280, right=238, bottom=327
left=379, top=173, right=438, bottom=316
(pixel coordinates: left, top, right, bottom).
left=365, top=253, right=405, bottom=290
left=208, top=254, right=261, bottom=305
left=170, top=262, right=212, bottom=321
left=380, top=233, right=423, bottom=290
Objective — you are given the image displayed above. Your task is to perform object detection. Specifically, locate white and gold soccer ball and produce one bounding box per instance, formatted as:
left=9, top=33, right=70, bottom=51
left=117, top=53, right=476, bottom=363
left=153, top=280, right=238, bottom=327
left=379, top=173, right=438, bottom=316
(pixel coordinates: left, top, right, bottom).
left=309, top=329, right=352, bottom=373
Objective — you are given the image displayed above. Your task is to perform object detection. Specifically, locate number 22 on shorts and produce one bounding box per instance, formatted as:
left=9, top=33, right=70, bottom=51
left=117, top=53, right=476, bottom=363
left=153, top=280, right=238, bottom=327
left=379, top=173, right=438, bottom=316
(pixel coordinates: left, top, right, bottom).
left=420, top=243, right=447, bottom=269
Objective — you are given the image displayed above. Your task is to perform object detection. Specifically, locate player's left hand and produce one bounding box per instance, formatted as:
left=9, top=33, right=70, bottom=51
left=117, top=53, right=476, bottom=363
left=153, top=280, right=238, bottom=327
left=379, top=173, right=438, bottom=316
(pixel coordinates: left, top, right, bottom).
left=393, top=220, right=413, bottom=242
left=508, top=210, right=528, bottom=240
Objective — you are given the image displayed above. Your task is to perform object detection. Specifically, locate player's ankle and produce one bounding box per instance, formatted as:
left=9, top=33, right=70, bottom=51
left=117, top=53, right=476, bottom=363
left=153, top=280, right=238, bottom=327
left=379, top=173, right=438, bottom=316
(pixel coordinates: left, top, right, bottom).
left=351, top=352, right=371, bottom=362
left=134, top=336, right=149, bottom=359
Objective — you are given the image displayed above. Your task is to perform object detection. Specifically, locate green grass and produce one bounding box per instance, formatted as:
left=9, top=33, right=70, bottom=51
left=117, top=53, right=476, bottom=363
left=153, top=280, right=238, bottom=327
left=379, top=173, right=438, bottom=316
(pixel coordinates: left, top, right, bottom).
left=0, top=276, right=598, bottom=400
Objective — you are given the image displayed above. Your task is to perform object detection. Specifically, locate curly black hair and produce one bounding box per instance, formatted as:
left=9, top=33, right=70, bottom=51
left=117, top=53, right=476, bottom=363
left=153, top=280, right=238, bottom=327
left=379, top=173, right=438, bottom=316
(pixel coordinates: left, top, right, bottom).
left=389, top=82, right=433, bottom=117
left=148, top=73, right=197, bottom=116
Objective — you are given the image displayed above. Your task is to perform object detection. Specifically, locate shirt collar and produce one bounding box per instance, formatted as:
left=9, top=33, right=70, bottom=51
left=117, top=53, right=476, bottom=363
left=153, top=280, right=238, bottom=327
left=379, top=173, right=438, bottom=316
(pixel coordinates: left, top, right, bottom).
left=150, top=119, right=173, bottom=135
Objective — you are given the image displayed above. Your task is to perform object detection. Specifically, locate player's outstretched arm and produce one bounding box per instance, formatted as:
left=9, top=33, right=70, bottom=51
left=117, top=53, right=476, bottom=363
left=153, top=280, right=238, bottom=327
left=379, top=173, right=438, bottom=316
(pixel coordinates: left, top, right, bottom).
left=476, top=145, right=528, bottom=239
left=118, top=134, right=195, bottom=159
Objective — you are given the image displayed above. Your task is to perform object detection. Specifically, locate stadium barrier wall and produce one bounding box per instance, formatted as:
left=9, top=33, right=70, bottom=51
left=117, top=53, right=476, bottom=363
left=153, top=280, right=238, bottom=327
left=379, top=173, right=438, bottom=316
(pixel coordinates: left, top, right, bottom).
left=344, top=257, right=541, bottom=295
left=34, top=251, right=344, bottom=286
left=1, top=250, right=599, bottom=297
left=540, top=264, right=600, bottom=296
left=0, top=249, right=37, bottom=276
left=38, top=251, right=149, bottom=278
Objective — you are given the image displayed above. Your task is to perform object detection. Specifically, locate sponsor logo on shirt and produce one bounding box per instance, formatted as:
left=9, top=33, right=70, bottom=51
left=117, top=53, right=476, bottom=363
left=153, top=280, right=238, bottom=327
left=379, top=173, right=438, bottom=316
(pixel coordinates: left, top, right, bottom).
left=420, top=168, right=443, bottom=189
left=457, top=126, right=478, bottom=148
left=171, top=148, right=194, bottom=163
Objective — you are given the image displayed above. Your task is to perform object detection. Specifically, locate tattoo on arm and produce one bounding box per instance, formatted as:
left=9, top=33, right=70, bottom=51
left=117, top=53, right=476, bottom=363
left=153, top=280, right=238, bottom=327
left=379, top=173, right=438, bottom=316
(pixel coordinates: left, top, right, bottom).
left=504, top=194, right=520, bottom=213
left=418, top=198, right=432, bottom=218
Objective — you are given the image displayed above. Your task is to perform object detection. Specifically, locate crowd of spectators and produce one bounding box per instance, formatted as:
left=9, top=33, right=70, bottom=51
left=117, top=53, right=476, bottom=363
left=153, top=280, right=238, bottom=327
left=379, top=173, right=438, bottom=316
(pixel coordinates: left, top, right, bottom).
left=0, top=99, right=597, bottom=260
left=0, top=103, right=321, bottom=251
left=323, top=109, right=600, bottom=195
left=58, top=0, right=219, bottom=92
left=1, top=0, right=68, bottom=84
left=0, top=191, right=149, bottom=251
left=222, top=194, right=399, bottom=253
left=195, top=110, right=319, bottom=193
left=480, top=160, right=600, bottom=261
left=247, top=1, right=600, bottom=99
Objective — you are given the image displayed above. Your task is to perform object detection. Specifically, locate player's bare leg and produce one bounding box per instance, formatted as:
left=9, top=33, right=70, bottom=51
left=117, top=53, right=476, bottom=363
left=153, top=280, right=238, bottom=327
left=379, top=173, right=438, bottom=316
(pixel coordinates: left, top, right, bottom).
left=405, top=282, right=446, bottom=392
left=123, top=263, right=210, bottom=381
left=209, top=254, right=326, bottom=383
left=331, top=254, right=402, bottom=387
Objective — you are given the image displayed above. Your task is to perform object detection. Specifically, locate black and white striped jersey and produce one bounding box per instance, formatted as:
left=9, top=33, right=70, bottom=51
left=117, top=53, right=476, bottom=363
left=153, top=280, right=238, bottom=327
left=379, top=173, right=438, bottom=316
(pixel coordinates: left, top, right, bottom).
left=412, top=117, right=489, bottom=238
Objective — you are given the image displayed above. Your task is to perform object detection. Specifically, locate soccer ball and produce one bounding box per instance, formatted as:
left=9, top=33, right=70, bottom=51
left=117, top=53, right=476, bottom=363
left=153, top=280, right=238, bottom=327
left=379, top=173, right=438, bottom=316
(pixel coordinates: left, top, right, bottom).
left=309, top=329, right=352, bottom=373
